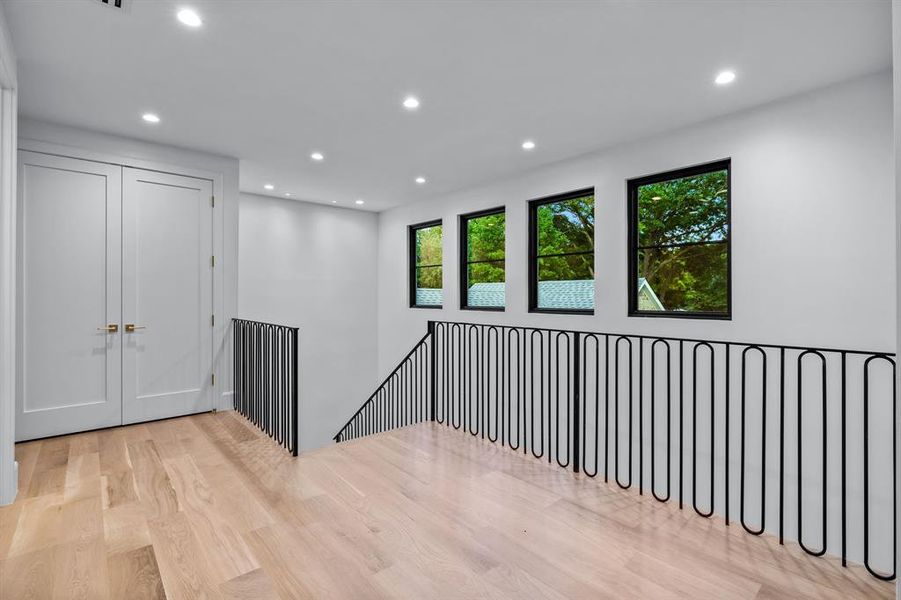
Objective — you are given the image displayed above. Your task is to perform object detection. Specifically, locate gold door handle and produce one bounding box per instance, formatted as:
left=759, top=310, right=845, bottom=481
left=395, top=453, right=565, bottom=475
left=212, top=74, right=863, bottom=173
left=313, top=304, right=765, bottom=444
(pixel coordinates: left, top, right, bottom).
left=97, top=324, right=119, bottom=333
left=125, top=324, right=146, bottom=332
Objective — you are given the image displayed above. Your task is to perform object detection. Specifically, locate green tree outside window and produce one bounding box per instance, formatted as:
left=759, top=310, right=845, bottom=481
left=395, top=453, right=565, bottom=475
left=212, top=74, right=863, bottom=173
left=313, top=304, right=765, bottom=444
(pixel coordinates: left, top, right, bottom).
left=633, top=165, right=729, bottom=315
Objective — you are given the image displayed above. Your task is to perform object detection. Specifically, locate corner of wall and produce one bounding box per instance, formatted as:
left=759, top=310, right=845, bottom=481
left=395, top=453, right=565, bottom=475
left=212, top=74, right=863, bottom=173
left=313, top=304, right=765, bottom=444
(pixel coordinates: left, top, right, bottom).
left=0, top=0, right=16, bottom=507
left=891, top=2, right=900, bottom=596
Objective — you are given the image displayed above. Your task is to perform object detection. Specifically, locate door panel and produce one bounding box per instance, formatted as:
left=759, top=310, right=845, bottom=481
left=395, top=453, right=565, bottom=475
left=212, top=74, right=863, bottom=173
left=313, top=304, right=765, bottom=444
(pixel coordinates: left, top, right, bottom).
left=122, top=168, right=212, bottom=424
left=16, top=151, right=122, bottom=440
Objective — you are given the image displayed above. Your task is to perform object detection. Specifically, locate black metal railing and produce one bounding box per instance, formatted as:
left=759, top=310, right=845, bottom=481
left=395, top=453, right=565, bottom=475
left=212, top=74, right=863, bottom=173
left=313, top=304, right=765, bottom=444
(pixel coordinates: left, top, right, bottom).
left=233, top=318, right=299, bottom=455
left=333, top=330, right=432, bottom=443
left=334, top=319, right=896, bottom=581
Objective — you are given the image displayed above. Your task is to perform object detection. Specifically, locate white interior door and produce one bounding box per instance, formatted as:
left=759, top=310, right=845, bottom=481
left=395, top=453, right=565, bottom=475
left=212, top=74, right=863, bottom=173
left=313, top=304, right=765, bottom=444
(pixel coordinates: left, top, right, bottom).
left=16, top=151, right=122, bottom=440
left=122, top=168, right=213, bottom=424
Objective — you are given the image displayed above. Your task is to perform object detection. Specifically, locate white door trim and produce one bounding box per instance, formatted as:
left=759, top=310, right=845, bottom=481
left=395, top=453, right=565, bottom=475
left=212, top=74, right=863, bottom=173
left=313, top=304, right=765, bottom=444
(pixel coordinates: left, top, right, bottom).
left=0, top=89, right=16, bottom=505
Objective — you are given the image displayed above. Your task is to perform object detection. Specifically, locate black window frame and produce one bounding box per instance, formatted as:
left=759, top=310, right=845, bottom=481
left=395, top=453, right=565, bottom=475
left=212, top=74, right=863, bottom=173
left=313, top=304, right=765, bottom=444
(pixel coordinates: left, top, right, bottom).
left=459, top=206, right=506, bottom=312
left=408, top=219, right=443, bottom=309
left=528, top=188, right=596, bottom=315
left=627, top=158, right=732, bottom=320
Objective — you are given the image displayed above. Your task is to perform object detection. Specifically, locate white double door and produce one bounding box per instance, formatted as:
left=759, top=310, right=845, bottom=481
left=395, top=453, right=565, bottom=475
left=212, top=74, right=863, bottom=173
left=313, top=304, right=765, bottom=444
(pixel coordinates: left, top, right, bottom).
left=16, top=151, right=214, bottom=440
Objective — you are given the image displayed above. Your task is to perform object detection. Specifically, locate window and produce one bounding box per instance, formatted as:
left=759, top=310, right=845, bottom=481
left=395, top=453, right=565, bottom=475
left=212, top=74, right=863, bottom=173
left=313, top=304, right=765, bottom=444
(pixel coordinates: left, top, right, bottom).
left=459, top=207, right=505, bottom=310
left=628, top=159, right=731, bottom=319
left=409, top=220, right=443, bottom=308
left=528, top=189, right=595, bottom=314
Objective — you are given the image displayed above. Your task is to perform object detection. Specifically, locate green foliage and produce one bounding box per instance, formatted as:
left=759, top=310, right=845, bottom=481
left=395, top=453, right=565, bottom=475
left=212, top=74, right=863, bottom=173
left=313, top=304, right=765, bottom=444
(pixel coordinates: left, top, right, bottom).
left=536, top=196, right=594, bottom=282
left=417, top=266, right=442, bottom=289
left=415, top=224, right=442, bottom=289
left=415, top=225, right=442, bottom=266
left=637, top=169, right=728, bottom=313
left=466, top=212, right=505, bottom=287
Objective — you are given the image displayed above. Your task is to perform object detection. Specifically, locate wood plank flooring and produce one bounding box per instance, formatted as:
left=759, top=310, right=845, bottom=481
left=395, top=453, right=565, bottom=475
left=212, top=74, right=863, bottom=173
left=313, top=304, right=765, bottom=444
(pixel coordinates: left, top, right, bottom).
left=0, top=411, right=893, bottom=599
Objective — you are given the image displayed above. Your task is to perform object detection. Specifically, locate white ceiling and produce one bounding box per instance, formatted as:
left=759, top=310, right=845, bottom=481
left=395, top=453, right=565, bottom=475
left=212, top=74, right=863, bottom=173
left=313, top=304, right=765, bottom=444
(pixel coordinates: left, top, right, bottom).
left=4, top=0, right=891, bottom=212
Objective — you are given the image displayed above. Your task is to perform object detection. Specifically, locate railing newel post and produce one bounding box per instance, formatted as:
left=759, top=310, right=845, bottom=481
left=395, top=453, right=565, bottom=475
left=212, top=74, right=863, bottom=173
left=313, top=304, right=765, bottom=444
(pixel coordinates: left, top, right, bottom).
left=429, top=320, right=437, bottom=422
left=291, top=326, right=299, bottom=456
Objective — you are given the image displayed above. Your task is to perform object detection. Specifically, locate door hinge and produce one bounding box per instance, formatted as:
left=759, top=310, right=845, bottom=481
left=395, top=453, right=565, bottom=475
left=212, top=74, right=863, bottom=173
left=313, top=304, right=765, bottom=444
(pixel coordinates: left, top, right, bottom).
left=211, top=255, right=215, bottom=268
left=211, top=314, right=215, bottom=327
left=211, top=195, right=215, bottom=207
left=211, top=373, right=215, bottom=386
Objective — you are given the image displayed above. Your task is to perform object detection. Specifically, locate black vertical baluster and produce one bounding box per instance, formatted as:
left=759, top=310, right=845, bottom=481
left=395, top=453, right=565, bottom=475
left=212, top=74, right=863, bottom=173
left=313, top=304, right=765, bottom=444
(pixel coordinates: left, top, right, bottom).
left=639, top=337, right=644, bottom=495
left=556, top=332, right=571, bottom=469
left=841, top=351, right=847, bottom=567
left=797, top=350, right=827, bottom=557
left=497, top=328, right=504, bottom=447
left=725, top=343, right=730, bottom=526
left=779, top=347, right=785, bottom=545
left=679, top=339, right=683, bottom=510
left=531, top=330, right=543, bottom=459
left=615, top=336, right=632, bottom=489
left=740, top=346, right=766, bottom=535
left=573, top=332, right=582, bottom=474
left=693, top=342, right=715, bottom=518
left=479, top=325, right=486, bottom=438
left=863, top=354, right=896, bottom=581
left=233, top=322, right=239, bottom=415
left=651, top=339, right=671, bottom=502
left=547, top=332, right=551, bottom=465
left=605, top=335, right=610, bottom=484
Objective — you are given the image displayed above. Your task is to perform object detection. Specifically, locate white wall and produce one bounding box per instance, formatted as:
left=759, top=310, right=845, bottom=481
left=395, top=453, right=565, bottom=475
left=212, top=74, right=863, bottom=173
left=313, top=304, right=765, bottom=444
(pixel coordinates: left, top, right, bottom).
left=17, top=118, right=240, bottom=412
left=378, top=71, right=896, bottom=370
left=238, top=193, right=379, bottom=452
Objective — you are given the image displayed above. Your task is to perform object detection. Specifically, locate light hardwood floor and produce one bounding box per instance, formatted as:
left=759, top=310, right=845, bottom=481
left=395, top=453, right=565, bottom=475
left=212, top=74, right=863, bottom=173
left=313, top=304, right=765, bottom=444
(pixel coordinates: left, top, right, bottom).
left=0, top=411, right=893, bottom=599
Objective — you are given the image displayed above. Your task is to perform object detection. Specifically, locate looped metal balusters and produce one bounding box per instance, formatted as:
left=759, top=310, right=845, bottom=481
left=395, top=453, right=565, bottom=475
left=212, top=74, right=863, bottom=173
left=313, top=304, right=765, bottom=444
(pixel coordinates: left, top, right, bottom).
left=332, top=320, right=897, bottom=582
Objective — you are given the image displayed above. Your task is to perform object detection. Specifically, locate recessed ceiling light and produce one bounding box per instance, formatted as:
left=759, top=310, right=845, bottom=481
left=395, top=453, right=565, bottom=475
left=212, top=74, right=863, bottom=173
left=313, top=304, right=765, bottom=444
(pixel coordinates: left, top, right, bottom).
left=355, top=199, right=365, bottom=205
left=284, top=192, right=292, bottom=197
left=402, top=96, right=420, bottom=110
left=521, top=140, right=536, bottom=150
left=310, top=152, right=324, bottom=161
left=715, top=70, right=736, bottom=85
left=331, top=200, right=337, bottom=204
left=177, top=8, right=203, bottom=27
left=264, top=184, right=274, bottom=190
left=415, top=176, right=427, bottom=184
left=142, top=113, right=160, bottom=124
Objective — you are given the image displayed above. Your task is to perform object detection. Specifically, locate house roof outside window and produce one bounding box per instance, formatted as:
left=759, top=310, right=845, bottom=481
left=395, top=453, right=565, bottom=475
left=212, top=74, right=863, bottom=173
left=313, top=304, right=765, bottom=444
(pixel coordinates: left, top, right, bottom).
left=416, top=278, right=663, bottom=311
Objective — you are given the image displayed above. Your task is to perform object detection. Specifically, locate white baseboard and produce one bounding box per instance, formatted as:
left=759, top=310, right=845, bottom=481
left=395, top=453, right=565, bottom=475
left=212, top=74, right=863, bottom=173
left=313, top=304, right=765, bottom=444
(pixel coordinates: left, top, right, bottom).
left=0, top=460, right=17, bottom=506
left=217, top=390, right=234, bottom=411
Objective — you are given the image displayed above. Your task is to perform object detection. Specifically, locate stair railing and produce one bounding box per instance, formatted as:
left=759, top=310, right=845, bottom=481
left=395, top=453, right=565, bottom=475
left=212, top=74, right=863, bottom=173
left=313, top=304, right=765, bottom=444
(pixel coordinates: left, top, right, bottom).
left=333, top=327, right=433, bottom=443
left=334, top=319, right=896, bottom=582
left=233, top=318, right=299, bottom=455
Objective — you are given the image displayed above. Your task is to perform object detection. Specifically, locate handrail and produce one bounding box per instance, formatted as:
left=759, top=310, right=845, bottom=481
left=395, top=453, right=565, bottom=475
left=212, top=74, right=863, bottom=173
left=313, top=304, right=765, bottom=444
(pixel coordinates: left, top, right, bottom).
left=333, top=330, right=431, bottom=441
left=427, top=319, right=895, bottom=357
left=233, top=317, right=300, bottom=331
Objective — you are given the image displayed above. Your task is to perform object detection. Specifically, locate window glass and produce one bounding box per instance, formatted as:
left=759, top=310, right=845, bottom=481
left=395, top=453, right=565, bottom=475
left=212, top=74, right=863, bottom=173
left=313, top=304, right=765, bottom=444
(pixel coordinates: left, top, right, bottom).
left=462, top=210, right=505, bottom=309
left=530, top=192, right=595, bottom=312
left=411, top=222, right=442, bottom=307
left=631, top=163, right=730, bottom=316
